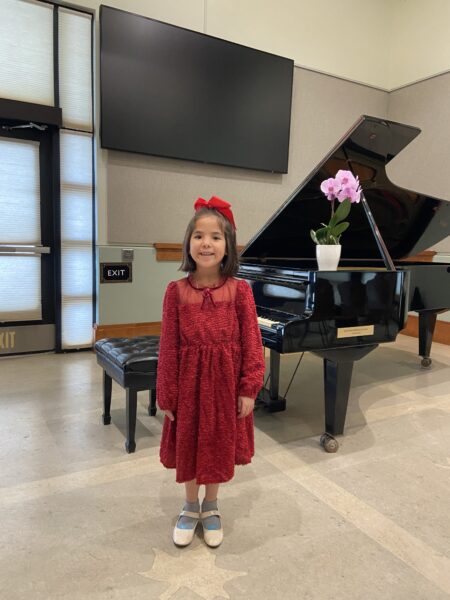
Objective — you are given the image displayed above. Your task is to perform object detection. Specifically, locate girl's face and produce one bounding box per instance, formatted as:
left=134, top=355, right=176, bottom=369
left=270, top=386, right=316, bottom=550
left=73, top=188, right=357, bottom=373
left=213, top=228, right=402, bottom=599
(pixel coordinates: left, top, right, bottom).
left=189, top=215, right=226, bottom=273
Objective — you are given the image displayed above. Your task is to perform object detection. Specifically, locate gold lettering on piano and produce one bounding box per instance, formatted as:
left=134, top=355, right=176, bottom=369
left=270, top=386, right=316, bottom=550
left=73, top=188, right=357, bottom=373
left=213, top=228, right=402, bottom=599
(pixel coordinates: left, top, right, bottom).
left=0, top=331, right=16, bottom=349
left=337, top=325, right=374, bottom=338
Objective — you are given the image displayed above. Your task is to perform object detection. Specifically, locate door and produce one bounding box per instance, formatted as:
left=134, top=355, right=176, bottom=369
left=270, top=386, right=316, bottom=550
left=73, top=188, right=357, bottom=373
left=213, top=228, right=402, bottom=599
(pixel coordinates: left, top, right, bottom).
left=0, top=128, right=56, bottom=355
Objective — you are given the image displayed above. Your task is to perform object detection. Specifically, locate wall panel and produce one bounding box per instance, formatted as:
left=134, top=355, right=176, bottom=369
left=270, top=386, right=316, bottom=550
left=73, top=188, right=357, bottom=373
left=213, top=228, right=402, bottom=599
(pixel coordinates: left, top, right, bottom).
left=106, top=67, right=388, bottom=246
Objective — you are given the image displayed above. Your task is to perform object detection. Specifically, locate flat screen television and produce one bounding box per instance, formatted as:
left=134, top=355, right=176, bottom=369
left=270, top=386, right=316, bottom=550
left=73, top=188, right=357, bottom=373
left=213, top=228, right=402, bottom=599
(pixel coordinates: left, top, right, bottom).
left=100, top=5, right=294, bottom=173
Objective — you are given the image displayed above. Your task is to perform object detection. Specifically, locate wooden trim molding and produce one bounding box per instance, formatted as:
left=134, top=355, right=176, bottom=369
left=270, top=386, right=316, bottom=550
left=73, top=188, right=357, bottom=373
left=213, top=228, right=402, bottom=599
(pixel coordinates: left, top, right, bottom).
left=93, top=316, right=450, bottom=345
left=154, top=247, right=438, bottom=263
left=397, top=250, right=437, bottom=262
left=401, top=315, right=450, bottom=345
left=154, top=243, right=182, bottom=262
left=94, top=322, right=161, bottom=342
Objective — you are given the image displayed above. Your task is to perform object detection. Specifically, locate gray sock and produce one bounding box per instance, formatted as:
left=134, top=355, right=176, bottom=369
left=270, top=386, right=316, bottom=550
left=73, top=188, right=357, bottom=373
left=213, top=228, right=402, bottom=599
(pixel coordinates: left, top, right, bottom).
left=177, top=500, right=200, bottom=530
left=201, top=499, right=221, bottom=530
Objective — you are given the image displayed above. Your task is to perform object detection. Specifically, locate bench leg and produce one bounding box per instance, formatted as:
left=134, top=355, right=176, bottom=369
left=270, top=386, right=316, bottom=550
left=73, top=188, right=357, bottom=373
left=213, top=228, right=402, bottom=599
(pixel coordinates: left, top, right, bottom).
left=148, top=389, right=157, bottom=416
left=102, top=371, right=112, bottom=425
left=125, top=388, right=137, bottom=453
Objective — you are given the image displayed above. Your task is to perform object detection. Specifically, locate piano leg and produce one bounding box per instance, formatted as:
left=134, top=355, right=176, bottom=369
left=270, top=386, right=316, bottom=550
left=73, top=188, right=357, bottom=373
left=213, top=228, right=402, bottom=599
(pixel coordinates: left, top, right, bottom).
left=314, top=345, right=378, bottom=446
left=322, top=359, right=354, bottom=436
left=418, top=310, right=441, bottom=368
left=257, top=350, right=287, bottom=412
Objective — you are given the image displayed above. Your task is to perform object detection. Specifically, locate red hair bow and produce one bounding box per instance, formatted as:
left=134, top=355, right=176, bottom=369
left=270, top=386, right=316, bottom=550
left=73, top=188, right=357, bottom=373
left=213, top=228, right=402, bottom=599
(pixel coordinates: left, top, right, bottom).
left=194, top=196, right=236, bottom=230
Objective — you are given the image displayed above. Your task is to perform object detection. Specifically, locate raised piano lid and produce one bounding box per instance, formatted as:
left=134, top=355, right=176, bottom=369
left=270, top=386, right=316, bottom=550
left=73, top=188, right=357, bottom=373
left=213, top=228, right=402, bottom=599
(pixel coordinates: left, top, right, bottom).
left=240, top=115, right=450, bottom=264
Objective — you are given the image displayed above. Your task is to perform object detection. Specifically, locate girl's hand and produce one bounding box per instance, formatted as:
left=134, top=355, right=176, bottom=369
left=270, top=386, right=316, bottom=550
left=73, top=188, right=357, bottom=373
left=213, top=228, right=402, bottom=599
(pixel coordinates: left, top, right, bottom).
left=164, top=410, right=175, bottom=421
left=237, top=396, right=255, bottom=419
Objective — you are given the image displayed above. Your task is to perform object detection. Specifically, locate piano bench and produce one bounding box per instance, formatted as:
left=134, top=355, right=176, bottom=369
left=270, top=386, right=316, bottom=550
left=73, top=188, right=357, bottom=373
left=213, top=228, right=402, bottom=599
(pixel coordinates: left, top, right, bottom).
left=95, top=335, right=160, bottom=453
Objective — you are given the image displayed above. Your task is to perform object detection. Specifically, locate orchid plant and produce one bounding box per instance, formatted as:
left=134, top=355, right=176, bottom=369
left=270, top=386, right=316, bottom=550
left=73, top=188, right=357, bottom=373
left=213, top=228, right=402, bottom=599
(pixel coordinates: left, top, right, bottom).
left=310, top=170, right=361, bottom=245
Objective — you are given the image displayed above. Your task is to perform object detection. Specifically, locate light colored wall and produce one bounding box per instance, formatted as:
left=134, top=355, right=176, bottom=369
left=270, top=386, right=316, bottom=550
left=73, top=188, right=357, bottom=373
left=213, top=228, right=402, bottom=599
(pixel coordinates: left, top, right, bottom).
left=387, top=72, right=450, bottom=323
left=387, top=72, right=450, bottom=253
left=97, top=246, right=179, bottom=323
left=62, top=0, right=450, bottom=326
left=70, top=0, right=450, bottom=91
left=63, top=0, right=450, bottom=246
left=388, top=0, right=450, bottom=90
left=207, top=0, right=392, bottom=89
left=99, top=67, right=388, bottom=325
left=68, top=0, right=395, bottom=245
left=68, top=0, right=393, bottom=86
left=107, top=67, right=388, bottom=246
left=69, top=0, right=205, bottom=29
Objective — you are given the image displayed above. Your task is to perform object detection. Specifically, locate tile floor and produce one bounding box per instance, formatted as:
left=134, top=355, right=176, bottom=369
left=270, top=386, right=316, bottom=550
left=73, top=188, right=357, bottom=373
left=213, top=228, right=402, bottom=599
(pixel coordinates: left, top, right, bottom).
left=1, top=334, right=450, bottom=599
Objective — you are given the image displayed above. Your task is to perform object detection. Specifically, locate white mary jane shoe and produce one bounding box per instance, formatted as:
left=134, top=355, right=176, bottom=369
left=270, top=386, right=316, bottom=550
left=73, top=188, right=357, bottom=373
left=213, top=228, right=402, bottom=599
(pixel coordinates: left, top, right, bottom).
left=172, top=510, right=200, bottom=547
left=201, top=509, right=223, bottom=548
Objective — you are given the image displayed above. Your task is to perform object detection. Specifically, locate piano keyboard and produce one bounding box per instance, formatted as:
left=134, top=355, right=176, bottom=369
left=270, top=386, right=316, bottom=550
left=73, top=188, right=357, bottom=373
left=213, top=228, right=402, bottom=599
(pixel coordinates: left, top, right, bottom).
left=257, top=316, right=280, bottom=329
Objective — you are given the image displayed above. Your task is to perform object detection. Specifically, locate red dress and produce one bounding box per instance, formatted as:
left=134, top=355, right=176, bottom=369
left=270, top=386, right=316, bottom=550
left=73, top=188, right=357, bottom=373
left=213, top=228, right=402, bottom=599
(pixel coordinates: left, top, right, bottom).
left=156, top=276, right=265, bottom=484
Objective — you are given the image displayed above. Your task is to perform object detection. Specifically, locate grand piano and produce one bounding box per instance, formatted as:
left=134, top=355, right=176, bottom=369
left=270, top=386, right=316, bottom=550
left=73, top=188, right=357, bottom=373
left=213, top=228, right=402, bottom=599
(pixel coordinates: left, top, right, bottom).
left=238, top=115, right=450, bottom=452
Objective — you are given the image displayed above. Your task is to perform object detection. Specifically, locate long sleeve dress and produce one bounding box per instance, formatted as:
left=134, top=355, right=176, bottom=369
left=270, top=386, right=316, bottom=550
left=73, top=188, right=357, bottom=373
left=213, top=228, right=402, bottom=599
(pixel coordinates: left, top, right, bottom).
left=156, top=276, right=265, bottom=484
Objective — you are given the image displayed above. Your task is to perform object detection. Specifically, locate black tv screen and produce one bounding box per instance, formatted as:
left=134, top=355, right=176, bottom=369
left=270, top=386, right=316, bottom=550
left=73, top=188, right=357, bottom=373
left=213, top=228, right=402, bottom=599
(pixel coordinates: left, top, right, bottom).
left=100, top=5, right=294, bottom=173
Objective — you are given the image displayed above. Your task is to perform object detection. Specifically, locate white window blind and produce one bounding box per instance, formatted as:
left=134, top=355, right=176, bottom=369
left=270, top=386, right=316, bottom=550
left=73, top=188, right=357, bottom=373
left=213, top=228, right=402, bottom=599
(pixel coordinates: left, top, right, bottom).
left=0, top=0, right=54, bottom=105
left=0, top=139, right=40, bottom=244
left=0, top=138, right=42, bottom=322
left=58, top=8, right=93, bottom=131
left=0, top=256, right=42, bottom=321
left=60, top=130, right=93, bottom=349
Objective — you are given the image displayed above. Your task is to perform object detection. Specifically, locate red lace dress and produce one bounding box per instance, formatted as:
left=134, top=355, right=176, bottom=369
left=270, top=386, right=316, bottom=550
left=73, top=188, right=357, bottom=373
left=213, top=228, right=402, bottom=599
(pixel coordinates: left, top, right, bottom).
left=156, top=276, right=265, bottom=484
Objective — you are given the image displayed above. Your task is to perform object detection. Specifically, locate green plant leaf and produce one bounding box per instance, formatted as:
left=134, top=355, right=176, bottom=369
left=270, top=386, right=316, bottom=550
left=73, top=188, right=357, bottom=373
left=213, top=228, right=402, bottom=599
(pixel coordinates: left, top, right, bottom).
left=333, top=199, right=351, bottom=224
left=314, top=227, right=329, bottom=244
left=330, top=221, right=349, bottom=237
left=310, top=229, right=319, bottom=244
left=328, top=213, right=338, bottom=228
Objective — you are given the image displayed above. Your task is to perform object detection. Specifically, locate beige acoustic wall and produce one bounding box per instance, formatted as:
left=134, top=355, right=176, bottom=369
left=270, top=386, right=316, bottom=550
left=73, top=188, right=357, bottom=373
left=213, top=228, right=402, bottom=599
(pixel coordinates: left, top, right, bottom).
left=107, top=67, right=388, bottom=246
left=387, top=72, right=450, bottom=251
left=63, top=0, right=396, bottom=245
left=64, top=0, right=450, bottom=248
left=387, top=72, right=450, bottom=324
left=98, top=68, right=387, bottom=325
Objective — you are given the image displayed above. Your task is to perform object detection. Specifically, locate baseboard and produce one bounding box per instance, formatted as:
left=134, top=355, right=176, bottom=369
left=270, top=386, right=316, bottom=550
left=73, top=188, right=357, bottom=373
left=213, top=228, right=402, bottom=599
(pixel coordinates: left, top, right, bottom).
left=94, top=322, right=161, bottom=342
left=401, top=315, right=450, bottom=345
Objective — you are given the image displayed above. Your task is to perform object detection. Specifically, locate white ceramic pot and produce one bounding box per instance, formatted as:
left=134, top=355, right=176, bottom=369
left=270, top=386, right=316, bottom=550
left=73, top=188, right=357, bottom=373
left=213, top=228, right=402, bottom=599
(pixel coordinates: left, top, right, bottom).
left=316, top=244, right=341, bottom=271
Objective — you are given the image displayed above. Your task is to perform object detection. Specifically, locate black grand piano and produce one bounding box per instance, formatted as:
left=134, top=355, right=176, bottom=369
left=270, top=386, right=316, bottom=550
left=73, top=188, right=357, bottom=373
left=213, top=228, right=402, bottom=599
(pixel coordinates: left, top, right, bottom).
left=238, top=115, right=450, bottom=452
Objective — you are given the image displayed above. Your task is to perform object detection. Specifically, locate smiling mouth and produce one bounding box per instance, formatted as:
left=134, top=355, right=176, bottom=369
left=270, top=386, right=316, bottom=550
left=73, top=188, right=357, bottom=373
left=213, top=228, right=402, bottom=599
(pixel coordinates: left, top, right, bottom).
left=199, top=252, right=214, bottom=256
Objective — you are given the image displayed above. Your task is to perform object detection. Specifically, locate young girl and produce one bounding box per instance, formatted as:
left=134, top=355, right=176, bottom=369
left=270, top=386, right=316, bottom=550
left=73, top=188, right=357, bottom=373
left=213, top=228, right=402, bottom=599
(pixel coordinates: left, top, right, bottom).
left=156, top=196, right=265, bottom=548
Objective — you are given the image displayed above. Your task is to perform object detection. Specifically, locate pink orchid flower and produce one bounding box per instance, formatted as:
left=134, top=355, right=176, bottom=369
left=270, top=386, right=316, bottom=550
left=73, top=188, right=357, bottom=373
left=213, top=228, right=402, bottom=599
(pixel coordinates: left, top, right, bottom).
left=337, top=185, right=361, bottom=203
left=335, top=169, right=358, bottom=189
left=313, top=169, right=362, bottom=245
left=320, top=177, right=340, bottom=201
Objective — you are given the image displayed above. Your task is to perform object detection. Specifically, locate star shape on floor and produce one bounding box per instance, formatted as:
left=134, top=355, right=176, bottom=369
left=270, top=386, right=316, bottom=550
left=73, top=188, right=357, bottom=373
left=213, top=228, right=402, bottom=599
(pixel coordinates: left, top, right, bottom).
left=139, top=544, right=247, bottom=599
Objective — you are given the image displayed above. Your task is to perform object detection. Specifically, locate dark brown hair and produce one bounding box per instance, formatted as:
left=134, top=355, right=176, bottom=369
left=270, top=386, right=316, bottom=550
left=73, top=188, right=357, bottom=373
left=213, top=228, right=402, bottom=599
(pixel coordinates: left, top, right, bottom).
left=180, top=207, right=239, bottom=276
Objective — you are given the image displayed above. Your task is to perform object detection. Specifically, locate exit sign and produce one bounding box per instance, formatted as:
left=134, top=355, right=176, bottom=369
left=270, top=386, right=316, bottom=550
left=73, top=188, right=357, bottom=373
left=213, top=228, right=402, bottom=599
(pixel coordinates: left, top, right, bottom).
left=100, top=262, right=132, bottom=283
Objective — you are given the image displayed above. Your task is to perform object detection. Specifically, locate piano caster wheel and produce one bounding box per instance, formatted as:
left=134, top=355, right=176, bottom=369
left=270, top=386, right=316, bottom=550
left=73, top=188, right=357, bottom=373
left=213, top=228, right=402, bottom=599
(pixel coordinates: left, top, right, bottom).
left=125, top=440, right=136, bottom=453
left=320, top=433, right=339, bottom=453
left=102, top=414, right=111, bottom=425
left=148, top=407, right=157, bottom=416
left=421, top=357, right=432, bottom=369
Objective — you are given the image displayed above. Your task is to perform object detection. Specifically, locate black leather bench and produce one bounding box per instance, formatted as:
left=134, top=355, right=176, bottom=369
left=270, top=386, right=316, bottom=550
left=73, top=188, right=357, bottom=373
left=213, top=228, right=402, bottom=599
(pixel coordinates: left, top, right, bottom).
left=95, top=335, right=159, bottom=453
